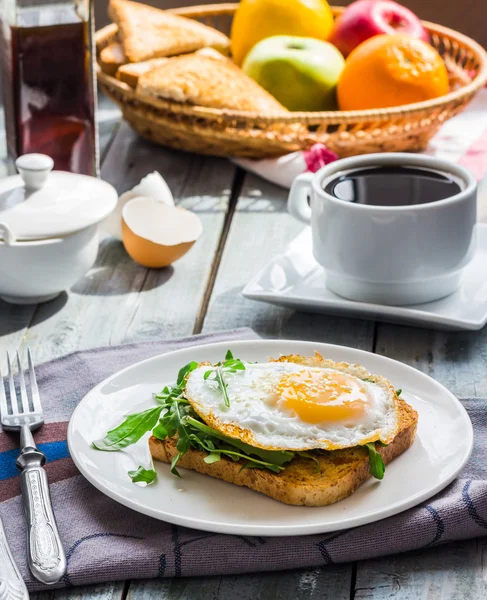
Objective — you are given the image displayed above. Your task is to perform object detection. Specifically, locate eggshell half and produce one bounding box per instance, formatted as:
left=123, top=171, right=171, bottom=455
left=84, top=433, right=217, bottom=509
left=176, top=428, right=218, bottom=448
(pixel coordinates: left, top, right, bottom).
left=122, top=196, right=202, bottom=268
left=103, top=171, right=175, bottom=240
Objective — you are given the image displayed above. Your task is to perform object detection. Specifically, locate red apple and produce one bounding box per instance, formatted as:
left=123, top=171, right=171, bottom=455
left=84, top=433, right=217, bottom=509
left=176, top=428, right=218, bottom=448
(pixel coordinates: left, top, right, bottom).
left=329, top=0, right=429, bottom=57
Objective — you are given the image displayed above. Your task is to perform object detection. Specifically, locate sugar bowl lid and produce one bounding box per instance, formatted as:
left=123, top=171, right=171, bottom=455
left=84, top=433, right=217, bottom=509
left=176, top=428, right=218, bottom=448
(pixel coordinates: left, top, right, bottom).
left=0, top=154, right=118, bottom=241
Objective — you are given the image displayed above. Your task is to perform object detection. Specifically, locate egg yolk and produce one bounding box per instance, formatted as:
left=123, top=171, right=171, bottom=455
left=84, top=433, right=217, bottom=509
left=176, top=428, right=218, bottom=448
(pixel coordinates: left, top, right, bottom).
left=275, top=370, right=367, bottom=424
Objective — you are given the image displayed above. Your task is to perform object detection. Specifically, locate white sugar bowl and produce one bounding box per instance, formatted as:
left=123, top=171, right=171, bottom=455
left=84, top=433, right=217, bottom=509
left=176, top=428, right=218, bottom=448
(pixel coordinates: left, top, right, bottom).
left=0, top=154, right=117, bottom=304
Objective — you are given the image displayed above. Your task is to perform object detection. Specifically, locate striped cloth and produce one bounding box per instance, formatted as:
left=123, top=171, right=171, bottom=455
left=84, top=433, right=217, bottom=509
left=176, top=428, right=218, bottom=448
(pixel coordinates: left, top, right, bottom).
left=1, top=330, right=487, bottom=592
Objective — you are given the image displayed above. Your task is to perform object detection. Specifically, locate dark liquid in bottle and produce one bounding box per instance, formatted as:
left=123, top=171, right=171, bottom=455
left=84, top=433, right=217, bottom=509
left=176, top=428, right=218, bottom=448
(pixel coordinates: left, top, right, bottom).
left=324, top=166, right=463, bottom=207
left=0, top=6, right=96, bottom=174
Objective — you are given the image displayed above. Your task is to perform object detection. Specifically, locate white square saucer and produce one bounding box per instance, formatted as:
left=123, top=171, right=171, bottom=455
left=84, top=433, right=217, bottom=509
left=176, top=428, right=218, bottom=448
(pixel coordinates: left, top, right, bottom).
left=243, top=224, right=487, bottom=331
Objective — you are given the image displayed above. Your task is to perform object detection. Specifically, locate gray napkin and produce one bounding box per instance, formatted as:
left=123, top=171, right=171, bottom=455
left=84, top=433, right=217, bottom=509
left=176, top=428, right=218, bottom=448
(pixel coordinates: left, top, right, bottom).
left=0, top=328, right=486, bottom=592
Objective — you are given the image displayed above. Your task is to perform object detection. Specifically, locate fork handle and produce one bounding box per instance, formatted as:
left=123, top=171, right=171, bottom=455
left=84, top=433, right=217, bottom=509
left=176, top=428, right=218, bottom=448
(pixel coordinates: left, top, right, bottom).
left=17, top=448, right=67, bottom=585
left=0, top=515, right=29, bottom=600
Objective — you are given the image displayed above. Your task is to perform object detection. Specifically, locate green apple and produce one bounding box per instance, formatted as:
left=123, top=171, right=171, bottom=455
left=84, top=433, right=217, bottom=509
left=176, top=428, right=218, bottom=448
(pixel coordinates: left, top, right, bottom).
left=242, top=35, right=345, bottom=112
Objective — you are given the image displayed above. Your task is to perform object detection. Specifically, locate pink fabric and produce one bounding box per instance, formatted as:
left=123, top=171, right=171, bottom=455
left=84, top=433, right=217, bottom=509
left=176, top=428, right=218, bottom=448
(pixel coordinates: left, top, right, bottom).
left=458, top=127, right=487, bottom=180
left=303, top=144, right=338, bottom=173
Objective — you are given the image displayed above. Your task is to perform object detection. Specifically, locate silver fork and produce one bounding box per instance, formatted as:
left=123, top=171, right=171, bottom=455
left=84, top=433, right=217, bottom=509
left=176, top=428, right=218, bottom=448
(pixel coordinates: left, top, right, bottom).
left=0, top=350, right=66, bottom=585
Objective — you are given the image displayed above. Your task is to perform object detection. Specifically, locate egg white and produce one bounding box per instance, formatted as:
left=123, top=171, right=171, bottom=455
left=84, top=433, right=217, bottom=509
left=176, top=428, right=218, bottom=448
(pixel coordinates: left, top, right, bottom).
left=184, top=361, right=400, bottom=451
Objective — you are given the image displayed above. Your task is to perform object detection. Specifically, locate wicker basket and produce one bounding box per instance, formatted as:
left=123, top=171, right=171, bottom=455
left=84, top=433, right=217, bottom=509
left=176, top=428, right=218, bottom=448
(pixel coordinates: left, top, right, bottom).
left=96, top=3, right=487, bottom=159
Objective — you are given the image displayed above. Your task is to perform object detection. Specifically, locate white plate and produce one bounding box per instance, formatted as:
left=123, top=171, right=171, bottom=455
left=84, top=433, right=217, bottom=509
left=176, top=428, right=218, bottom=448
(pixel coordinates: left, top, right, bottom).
left=68, top=340, right=473, bottom=536
left=243, top=224, right=487, bottom=331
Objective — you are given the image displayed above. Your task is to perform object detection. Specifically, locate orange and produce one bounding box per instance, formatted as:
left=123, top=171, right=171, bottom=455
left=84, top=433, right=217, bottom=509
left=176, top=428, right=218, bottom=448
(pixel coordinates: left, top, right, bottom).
left=337, top=34, right=449, bottom=111
left=231, top=0, right=334, bottom=66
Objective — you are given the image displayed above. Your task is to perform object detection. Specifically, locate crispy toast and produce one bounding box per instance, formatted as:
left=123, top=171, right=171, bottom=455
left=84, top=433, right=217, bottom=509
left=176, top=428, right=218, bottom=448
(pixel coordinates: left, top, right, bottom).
left=117, top=49, right=225, bottom=88
left=99, top=42, right=126, bottom=76
left=150, top=397, right=417, bottom=506
left=117, top=57, right=169, bottom=87
left=108, top=0, right=230, bottom=62
left=136, top=52, right=288, bottom=113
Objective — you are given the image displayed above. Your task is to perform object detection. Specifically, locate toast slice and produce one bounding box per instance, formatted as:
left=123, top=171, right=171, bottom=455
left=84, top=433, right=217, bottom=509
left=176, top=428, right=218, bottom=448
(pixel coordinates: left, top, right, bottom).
left=150, top=354, right=418, bottom=506
left=117, top=57, right=169, bottom=87
left=108, top=0, right=230, bottom=62
left=136, top=52, right=288, bottom=113
left=99, top=42, right=126, bottom=76
left=117, top=49, right=225, bottom=88
left=150, top=397, right=417, bottom=506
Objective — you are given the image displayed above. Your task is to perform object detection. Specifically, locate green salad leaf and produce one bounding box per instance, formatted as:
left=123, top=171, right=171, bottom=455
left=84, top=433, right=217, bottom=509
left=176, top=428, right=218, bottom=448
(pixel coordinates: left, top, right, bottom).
left=177, top=361, right=199, bottom=386
left=396, top=388, right=402, bottom=396
left=92, top=406, right=163, bottom=451
left=365, top=442, right=386, bottom=480
left=128, top=466, right=157, bottom=484
left=204, top=453, right=222, bottom=465
left=203, top=350, right=246, bottom=407
left=184, top=417, right=294, bottom=467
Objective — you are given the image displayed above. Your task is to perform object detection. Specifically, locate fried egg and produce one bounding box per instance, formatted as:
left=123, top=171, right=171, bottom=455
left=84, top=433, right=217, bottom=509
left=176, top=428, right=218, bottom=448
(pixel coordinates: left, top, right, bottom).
left=184, top=356, right=400, bottom=451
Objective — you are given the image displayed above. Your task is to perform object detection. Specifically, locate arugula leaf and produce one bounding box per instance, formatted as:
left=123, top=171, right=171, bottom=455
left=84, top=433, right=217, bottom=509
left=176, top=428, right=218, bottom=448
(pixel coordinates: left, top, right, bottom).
left=174, top=401, right=191, bottom=454
left=205, top=366, right=231, bottom=407
left=396, top=388, right=402, bottom=396
left=204, top=351, right=246, bottom=407
left=297, top=451, right=321, bottom=473
left=365, top=442, right=385, bottom=480
left=177, top=361, right=199, bottom=386
left=186, top=417, right=294, bottom=467
left=92, top=406, right=163, bottom=451
left=204, top=453, right=222, bottom=464
left=171, top=453, right=182, bottom=477
left=128, top=466, right=157, bottom=484
left=154, top=385, right=189, bottom=406
left=196, top=443, right=283, bottom=472
left=154, top=360, right=199, bottom=405
left=152, top=418, right=176, bottom=441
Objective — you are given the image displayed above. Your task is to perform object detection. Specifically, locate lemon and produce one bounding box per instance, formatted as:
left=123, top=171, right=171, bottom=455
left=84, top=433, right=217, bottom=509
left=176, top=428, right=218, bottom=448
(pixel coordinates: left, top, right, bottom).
left=231, top=0, right=334, bottom=66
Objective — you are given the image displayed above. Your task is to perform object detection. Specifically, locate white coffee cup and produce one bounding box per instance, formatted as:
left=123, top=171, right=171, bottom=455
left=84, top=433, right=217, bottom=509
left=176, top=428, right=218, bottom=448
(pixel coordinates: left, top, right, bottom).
left=288, top=153, right=477, bottom=305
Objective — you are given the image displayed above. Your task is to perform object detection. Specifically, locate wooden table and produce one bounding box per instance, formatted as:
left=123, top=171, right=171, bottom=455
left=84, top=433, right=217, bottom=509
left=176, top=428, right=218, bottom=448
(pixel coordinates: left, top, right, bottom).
left=1, top=99, right=487, bottom=600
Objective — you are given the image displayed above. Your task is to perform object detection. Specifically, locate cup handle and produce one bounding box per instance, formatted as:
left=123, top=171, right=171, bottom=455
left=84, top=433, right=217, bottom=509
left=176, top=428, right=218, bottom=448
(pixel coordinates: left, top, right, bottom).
left=288, top=172, right=313, bottom=224
left=0, top=223, right=15, bottom=245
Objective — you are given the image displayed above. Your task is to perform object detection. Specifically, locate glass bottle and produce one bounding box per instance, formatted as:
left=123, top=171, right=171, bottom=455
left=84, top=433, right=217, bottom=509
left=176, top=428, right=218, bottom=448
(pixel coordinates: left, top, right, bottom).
left=0, top=0, right=98, bottom=175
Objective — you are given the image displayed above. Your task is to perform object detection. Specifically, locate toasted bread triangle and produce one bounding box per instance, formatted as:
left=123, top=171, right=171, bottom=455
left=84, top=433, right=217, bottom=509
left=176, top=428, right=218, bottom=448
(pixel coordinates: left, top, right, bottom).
left=108, top=0, right=230, bottom=62
left=117, top=48, right=226, bottom=87
left=99, top=42, right=126, bottom=76
left=136, top=52, right=287, bottom=113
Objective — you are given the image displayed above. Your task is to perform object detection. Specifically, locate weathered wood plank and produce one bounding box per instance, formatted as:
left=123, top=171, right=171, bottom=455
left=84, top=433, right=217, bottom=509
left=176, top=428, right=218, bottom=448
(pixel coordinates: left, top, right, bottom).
left=354, top=539, right=487, bottom=599
left=215, top=567, right=352, bottom=600
left=32, top=582, right=125, bottom=600
left=97, top=91, right=122, bottom=162
left=202, top=173, right=375, bottom=347
left=373, top=324, right=487, bottom=397
left=18, top=123, right=234, bottom=363
left=0, top=302, right=37, bottom=371
left=128, top=566, right=352, bottom=600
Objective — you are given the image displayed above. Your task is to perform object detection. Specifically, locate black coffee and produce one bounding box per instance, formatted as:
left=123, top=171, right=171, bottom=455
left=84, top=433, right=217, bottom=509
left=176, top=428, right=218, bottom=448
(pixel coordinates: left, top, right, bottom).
left=324, top=165, right=463, bottom=207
